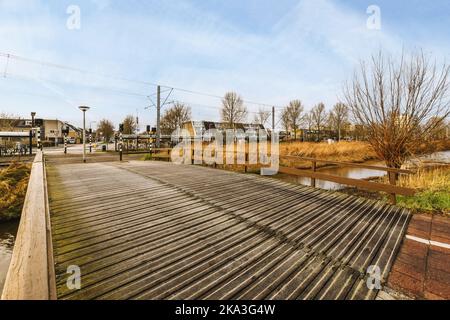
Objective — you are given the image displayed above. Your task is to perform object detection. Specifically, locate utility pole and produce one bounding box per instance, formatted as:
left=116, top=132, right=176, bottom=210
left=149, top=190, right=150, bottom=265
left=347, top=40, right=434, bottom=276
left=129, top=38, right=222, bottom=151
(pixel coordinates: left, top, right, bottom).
left=156, top=85, right=161, bottom=148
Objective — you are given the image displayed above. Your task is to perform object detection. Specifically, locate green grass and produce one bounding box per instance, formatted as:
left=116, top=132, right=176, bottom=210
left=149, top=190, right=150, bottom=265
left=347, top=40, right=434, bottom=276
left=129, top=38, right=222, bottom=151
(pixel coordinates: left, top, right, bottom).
left=396, top=166, right=450, bottom=215
left=397, top=191, right=450, bottom=214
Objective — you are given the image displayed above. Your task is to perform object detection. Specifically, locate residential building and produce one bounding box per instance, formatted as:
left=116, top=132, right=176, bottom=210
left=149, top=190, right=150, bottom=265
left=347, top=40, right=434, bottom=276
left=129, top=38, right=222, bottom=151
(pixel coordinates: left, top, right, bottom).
left=182, top=121, right=269, bottom=140
left=0, top=117, right=81, bottom=145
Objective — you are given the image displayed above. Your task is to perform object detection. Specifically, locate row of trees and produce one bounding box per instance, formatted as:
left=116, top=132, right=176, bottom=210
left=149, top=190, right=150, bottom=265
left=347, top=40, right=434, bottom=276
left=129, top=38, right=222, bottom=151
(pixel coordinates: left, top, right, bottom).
left=97, top=50, right=449, bottom=170
left=280, top=101, right=350, bottom=142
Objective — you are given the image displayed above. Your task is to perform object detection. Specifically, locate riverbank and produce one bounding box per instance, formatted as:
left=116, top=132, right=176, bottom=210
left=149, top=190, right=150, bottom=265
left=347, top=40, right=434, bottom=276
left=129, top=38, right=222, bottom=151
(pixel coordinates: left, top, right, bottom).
left=397, top=165, right=450, bottom=215
left=279, top=140, right=450, bottom=169
left=0, top=162, right=31, bottom=222
left=339, top=165, right=450, bottom=216
left=0, top=221, right=19, bottom=295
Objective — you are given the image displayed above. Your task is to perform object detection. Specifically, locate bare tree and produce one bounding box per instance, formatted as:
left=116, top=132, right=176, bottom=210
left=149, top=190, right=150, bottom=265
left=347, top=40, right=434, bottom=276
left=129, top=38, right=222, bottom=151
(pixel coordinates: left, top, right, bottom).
left=0, top=113, right=19, bottom=130
left=221, top=92, right=247, bottom=127
left=0, top=113, right=20, bottom=149
left=329, top=103, right=349, bottom=141
left=311, top=103, right=326, bottom=142
left=286, top=100, right=304, bottom=140
left=161, top=102, right=192, bottom=134
left=281, top=108, right=291, bottom=140
left=303, top=112, right=314, bottom=142
left=426, top=117, right=449, bottom=140
left=344, top=51, right=450, bottom=168
left=122, top=115, right=136, bottom=135
left=254, top=107, right=271, bottom=127
left=97, top=119, right=115, bottom=145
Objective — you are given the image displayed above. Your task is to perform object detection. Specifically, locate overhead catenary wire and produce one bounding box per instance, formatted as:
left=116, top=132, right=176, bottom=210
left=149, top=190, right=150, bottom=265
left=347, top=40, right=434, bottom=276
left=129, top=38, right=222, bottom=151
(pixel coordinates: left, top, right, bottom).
left=1, top=52, right=283, bottom=129
left=0, top=52, right=285, bottom=110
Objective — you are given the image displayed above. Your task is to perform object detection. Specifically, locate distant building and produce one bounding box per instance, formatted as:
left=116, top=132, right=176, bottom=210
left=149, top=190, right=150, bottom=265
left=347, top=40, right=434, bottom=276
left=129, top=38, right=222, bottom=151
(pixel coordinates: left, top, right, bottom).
left=0, top=117, right=81, bottom=145
left=181, top=121, right=269, bottom=141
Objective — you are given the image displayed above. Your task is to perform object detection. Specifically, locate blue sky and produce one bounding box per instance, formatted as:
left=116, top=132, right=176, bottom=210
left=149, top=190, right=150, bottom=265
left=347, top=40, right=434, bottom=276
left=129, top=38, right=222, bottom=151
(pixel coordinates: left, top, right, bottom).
left=1, top=0, right=450, bottom=129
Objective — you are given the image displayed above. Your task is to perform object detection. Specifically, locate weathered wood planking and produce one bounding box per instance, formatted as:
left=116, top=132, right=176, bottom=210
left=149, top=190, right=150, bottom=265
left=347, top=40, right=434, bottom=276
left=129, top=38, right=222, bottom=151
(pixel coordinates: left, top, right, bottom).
left=46, top=160, right=410, bottom=300
left=1, top=151, right=56, bottom=300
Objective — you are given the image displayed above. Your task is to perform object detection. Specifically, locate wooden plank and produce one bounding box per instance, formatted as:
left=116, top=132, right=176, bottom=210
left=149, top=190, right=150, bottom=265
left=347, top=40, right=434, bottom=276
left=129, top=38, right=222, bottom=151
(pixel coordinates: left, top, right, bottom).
left=1, top=151, right=56, bottom=300
left=278, top=166, right=416, bottom=196
left=45, top=160, right=410, bottom=300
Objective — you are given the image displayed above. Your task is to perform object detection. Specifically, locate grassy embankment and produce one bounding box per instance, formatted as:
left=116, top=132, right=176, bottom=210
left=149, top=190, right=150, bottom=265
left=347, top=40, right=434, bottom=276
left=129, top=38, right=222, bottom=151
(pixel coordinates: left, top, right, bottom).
left=396, top=166, right=450, bottom=215
left=0, top=163, right=31, bottom=222
left=279, top=141, right=379, bottom=168
left=143, top=141, right=379, bottom=165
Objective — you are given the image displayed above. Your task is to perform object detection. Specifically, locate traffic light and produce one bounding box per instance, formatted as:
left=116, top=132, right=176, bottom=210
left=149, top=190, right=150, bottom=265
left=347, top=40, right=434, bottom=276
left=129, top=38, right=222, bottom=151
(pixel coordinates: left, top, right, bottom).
left=146, top=125, right=151, bottom=133
left=119, top=123, right=124, bottom=133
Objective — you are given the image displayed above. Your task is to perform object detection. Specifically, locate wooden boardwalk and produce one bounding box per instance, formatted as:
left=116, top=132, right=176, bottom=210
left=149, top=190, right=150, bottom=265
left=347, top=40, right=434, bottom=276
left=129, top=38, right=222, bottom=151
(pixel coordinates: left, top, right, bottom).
left=46, top=159, right=411, bottom=300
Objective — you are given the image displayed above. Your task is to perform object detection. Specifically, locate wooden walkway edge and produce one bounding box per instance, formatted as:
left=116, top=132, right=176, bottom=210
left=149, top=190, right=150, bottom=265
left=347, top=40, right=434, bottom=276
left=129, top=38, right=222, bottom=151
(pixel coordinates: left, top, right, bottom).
left=1, top=151, right=57, bottom=300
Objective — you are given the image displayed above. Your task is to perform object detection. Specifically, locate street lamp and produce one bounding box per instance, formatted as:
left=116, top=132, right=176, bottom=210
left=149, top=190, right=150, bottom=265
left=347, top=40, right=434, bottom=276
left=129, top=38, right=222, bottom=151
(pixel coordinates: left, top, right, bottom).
left=78, top=106, right=90, bottom=163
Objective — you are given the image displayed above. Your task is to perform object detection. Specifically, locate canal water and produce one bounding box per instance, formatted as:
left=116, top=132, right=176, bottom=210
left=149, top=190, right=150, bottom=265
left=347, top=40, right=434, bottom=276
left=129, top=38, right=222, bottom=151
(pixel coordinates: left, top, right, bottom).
left=279, top=150, right=450, bottom=191
left=0, top=220, right=19, bottom=295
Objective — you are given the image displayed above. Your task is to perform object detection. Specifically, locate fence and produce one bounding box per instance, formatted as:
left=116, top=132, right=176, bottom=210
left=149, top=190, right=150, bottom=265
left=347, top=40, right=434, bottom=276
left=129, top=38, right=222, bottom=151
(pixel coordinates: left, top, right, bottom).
left=146, top=147, right=416, bottom=205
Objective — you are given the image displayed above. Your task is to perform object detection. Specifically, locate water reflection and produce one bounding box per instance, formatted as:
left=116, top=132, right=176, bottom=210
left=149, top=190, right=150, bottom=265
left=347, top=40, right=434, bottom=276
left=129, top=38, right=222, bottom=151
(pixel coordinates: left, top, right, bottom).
left=278, top=162, right=387, bottom=191
left=0, top=221, right=19, bottom=295
left=278, top=151, right=450, bottom=191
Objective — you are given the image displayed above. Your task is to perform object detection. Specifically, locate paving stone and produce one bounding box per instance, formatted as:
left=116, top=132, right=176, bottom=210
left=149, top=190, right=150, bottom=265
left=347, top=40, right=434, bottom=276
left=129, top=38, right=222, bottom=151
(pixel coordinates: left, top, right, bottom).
left=424, top=279, right=450, bottom=299
left=388, top=271, right=423, bottom=298
left=424, top=291, right=445, bottom=300
left=428, top=249, right=450, bottom=272
left=400, top=239, right=429, bottom=258
left=392, top=259, right=426, bottom=282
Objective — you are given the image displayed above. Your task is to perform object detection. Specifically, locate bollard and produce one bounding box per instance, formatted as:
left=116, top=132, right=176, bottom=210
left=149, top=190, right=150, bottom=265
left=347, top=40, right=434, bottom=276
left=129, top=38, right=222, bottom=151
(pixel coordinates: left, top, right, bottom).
left=37, top=127, right=41, bottom=150
left=64, top=134, right=67, bottom=154
left=119, top=133, right=123, bottom=161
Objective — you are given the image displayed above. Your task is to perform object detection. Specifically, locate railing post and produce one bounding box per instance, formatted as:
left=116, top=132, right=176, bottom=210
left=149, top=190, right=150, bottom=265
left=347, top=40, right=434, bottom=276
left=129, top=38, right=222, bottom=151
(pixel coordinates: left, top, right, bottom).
left=311, top=161, right=317, bottom=188
left=244, top=152, right=248, bottom=173
left=388, top=171, right=397, bottom=205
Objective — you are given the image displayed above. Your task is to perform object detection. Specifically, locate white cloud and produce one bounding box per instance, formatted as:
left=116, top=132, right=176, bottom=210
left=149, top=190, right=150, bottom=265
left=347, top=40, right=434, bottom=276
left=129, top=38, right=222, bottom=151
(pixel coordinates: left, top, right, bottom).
left=0, top=0, right=448, bottom=127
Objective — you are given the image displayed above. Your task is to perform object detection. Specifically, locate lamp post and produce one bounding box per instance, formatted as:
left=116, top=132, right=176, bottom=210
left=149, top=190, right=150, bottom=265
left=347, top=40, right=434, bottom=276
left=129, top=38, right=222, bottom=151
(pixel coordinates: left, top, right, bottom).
left=78, top=106, right=90, bottom=163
